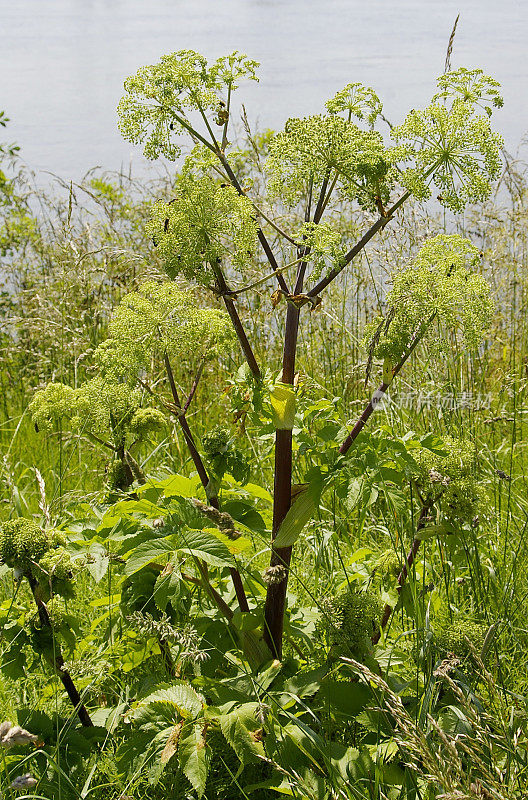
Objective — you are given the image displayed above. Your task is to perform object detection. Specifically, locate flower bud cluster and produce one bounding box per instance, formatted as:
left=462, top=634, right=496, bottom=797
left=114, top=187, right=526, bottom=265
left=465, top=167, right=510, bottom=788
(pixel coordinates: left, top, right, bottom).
left=0, top=519, right=74, bottom=598
left=416, top=436, right=483, bottom=522
left=363, top=234, right=493, bottom=374
left=318, top=587, right=382, bottom=659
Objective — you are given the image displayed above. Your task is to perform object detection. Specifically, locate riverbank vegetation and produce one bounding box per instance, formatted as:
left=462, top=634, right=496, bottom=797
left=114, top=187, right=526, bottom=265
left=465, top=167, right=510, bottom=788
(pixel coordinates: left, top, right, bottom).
left=1, top=53, right=528, bottom=799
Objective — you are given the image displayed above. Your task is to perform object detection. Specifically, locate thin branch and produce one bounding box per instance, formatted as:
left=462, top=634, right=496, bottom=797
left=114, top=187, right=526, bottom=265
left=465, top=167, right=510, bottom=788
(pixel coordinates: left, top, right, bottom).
left=28, top=577, right=93, bottom=727
left=307, top=190, right=412, bottom=298
left=164, top=351, right=250, bottom=613
left=182, top=359, right=205, bottom=414
left=373, top=503, right=432, bottom=643
left=339, top=314, right=435, bottom=456
left=307, top=162, right=441, bottom=298
left=211, top=261, right=261, bottom=380
left=234, top=256, right=305, bottom=295
left=314, top=172, right=339, bottom=222
left=221, top=83, right=232, bottom=152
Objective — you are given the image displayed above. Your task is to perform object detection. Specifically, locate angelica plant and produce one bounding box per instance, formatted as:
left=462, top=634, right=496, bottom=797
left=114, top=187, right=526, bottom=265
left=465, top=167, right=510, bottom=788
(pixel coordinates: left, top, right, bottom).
left=114, top=52, right=504, bottom=660
left=24, top=50, right=502, bottom=677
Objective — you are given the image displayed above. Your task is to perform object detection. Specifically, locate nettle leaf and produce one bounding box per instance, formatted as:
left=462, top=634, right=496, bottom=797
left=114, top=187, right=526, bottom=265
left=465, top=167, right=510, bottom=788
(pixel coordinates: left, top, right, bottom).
left=178, top=721, right=210, bottom=798
left=135, top=684, right=204, bottom=721
left=124, top=536, right=177, bottom=576
left=219, top=702, right=265, bottom=764
left=153, top=563, right=181, bottom=611
left=180, top=528, right=235, bottom=567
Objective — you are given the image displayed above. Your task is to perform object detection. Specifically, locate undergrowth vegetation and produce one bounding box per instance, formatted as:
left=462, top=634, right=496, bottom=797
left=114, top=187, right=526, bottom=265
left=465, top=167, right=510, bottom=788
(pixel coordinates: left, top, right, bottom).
left=0, top=53, right=528, bottom=799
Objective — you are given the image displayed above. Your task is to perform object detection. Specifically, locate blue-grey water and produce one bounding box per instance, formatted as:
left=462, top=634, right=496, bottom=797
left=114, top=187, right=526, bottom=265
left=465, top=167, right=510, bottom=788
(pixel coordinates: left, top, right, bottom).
left=0, top=0, right=527, bottom=180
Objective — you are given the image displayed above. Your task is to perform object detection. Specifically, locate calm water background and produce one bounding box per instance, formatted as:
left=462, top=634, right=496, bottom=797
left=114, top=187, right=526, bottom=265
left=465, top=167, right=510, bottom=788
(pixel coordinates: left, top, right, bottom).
left=0, top=0, right=527, bottom=181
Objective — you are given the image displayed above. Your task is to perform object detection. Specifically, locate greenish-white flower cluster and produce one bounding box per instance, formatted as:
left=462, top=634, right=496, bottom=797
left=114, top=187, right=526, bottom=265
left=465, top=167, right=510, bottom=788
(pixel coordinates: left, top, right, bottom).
left=266, top=114, right=392, bottom=210
left=117, top=49, right=258, bottom=161
left=30, top=281, right=234, bottom=457
left=147, top=170, right=259, bottom=284
left=97, top=280, right=235, bottom=381
left=392, top=67, right=503, bottom=211
left=325, top=82, right=383, bottom=126
left=363, top=234, right=494, bottom=370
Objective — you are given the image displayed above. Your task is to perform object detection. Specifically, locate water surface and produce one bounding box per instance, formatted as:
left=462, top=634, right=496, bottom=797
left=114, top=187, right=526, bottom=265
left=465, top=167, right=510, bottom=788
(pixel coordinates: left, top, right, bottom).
left=0, top=0, right=526, bottom=179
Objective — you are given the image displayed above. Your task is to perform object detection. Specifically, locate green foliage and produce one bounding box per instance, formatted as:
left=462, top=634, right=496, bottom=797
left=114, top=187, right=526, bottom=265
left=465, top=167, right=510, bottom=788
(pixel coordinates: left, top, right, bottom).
left=363, top=233, right=494, bottom=372
left=415, top=436, right=483, bottom=521
left=202, top=425, right=250, bottom=484
left=3, top=48, right=525, bottom=800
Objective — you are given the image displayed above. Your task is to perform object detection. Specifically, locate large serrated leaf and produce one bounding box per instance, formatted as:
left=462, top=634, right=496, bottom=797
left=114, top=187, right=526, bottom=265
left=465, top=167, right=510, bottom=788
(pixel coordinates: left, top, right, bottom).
left=179, top=721, right=209, bottom=798
left=124, top=536, right=176, bottom=576
left=137, top=683, right=204, bottom=720
left=218, top=702, right=265, bottom=764
left=179, top=528, right=234, bottom=567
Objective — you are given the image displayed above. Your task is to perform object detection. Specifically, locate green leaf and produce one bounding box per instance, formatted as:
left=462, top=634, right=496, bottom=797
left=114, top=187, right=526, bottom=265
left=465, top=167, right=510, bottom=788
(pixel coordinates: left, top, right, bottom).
left=270, top=382, right=296, bottom=429
left=219, top=702, right=265, bottom=764
left=153, top=564, right=181, bottom=611
left=180, top=528, right=235, bottom=567
left=345, top=477, right=364, bottom=511
left=222, top=499, right=267, bottom=532
left=179, top=721, right=209, bottom=798
left=318, top=680, right=373, bottom=717
left=273, top=480, right=322, bottom=548
left=137, top=684, right=204, bottom=720
left=124, top=536, right=176, bottom=576
left=157, top=473, right=201, bottom=498
left=243, top=483, right=273, bottom=504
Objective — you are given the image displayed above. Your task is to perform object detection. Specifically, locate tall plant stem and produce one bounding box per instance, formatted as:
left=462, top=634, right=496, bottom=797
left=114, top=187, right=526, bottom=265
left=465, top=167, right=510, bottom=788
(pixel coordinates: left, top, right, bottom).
left=372, top=504, right=431, bottom=644
left=28, top=579, right=93, bottom=727
left=164, top=352, right=249, bottom=612
left=263, top=266, right=306, bottom=657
